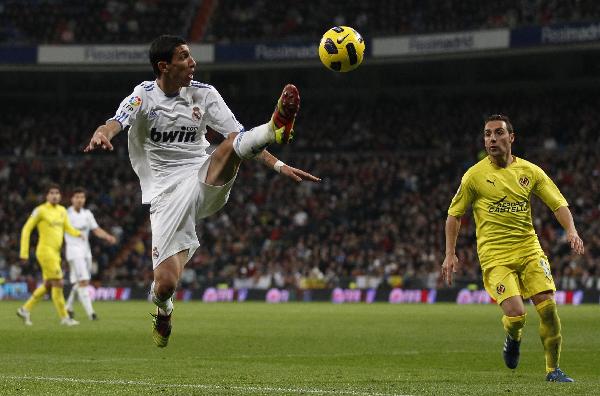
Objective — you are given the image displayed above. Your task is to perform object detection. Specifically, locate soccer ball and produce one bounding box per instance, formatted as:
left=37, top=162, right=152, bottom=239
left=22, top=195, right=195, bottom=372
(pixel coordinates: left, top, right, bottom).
left=318, top=26, right=365, bottom=72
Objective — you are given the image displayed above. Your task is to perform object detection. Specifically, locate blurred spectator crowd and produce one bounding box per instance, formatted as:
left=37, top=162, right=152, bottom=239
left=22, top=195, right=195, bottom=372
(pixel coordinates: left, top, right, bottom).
left=208, top=0, right=600, bottom=43
left=0, top=0, right=195, bottom=45
left=0, top=90, right=599, bottom=292
left=2, top=0, right=600, bottom=45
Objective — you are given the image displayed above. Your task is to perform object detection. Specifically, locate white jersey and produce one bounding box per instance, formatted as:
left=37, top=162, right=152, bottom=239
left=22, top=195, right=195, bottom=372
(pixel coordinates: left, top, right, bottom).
left=65, top=207, right=99, bottom=260
left=110, top=80, right=244, bottom=204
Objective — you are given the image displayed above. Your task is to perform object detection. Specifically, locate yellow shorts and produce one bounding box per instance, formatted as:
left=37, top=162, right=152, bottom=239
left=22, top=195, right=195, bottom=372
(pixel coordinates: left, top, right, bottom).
left=36, top=250, right=63, bottom=280
left=482, top=253, right=556, bottom=305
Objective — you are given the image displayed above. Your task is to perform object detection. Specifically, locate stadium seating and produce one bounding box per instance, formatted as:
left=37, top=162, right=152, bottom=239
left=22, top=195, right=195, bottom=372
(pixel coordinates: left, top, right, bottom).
left=2, top=0, right=600, bottom=45
left=206, top=0, right=600, bottom=43
left=0, top=0, right=195, bottom=44
left=1, top=91, right=598, bottom=292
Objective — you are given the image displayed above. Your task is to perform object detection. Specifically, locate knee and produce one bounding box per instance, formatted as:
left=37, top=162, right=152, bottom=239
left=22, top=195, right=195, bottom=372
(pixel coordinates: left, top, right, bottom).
left=502, top=301, right=526, bottom=317
left=531, top=291, right=554, bottom=306
left=501, top=305, right=526, bottom=317
left=78, top=280, right=89, bottom=287
left=221, top=134, right=237, bottom=155
left=48, top=279, right=64, bottom=288
left=154, top=273, right=177, bottom=298
left=505, top=307, right=526, bottom=317
left=228, top=132, right=239, bottom=142
left=500, top=295, right=526, bottom=317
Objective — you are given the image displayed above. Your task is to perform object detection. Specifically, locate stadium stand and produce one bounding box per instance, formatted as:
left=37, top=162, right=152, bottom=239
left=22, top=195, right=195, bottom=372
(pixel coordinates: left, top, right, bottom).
left=0, top=0, right=196, bottom=44
left=2, top=0, right=600, bottom=45
left=1, top=91, right=598, bottom=292
left=2, top=0, right=599, bottom=293
left=205, top=0, right=600, bottom=43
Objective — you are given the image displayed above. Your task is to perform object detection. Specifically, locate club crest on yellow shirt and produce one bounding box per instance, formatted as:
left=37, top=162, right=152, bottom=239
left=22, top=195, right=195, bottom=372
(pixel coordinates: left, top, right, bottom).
left=496, top=283, right=505, bottom=295
left=519, top=176, right=530, bottom=187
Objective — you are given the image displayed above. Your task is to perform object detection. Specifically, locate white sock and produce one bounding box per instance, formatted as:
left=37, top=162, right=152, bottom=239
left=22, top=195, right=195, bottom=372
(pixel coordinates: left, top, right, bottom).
left=77, top=285, right=95, bottom=319
left=66, top=284, right=78, bottom=311
left=150, top=281, right=173, bottom=316
left=233, top=122, right=274, bottom=159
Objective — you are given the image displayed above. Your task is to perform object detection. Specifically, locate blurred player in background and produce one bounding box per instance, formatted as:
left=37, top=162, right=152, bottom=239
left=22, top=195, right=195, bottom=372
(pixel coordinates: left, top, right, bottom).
left=442, top=115, right=584, bottom=382
left=65, top=187, right=117, bottom=321
left=17, top=184, right=82, bottom=326
left=85, top=35, right=319, bottom=347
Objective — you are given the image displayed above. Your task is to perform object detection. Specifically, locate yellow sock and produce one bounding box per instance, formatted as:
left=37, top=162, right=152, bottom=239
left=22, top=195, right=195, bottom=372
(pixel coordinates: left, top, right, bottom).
left=502, top=313, right=526, bottom=341
left=23, top=284, right=47, bottom=312
left=536, top=299, right=562, bottom=373
left=51, top=287, right=68, bottom=319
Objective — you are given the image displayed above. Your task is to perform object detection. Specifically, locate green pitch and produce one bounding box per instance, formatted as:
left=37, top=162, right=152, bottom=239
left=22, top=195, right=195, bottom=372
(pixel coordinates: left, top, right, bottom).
left=0, top=301, right=598, bottom=395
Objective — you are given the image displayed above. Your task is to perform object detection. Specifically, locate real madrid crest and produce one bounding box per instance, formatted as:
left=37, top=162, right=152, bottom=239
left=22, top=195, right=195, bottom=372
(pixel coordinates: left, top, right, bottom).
left=192, top=106, right=202, bottom=121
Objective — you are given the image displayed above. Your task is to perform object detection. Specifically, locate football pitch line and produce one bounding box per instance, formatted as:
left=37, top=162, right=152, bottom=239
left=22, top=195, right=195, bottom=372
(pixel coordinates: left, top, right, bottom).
left=6, top=350, right=422, bottom=365
left=0, top=375, right=412, bottom=396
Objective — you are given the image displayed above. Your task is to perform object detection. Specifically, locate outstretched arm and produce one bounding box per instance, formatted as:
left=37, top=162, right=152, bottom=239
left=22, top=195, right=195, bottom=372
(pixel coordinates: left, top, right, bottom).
left=441, top=215, right=461, bottom=286
left=92, top=227, right=117, bottom=245
left=64, top=214, right=82, bottom=238
left=84, top=120, right=122, bottom=152
left=553, top=206, right=584, bottom=255
left=256, top=150, right=320, bottom=183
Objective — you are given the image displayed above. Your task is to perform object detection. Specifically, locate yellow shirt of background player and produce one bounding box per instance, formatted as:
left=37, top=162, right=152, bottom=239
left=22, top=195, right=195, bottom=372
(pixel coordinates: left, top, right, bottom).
left=448, top=156, right=567, bottom=269
left=20, top=202, right=81, bottom=259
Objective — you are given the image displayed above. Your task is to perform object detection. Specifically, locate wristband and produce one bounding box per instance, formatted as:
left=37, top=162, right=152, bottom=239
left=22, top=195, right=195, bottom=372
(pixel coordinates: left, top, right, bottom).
left=274, top=160, right=285, bottom=173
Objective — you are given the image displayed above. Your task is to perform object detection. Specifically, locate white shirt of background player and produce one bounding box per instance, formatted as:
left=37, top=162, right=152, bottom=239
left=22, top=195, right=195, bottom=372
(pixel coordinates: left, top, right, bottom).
left=64, top=190, right=116, bottom=320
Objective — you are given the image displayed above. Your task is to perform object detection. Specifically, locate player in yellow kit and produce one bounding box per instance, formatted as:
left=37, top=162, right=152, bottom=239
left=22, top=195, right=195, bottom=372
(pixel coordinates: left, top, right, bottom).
left=442, top=115, right=584, bottom=383
left=18, top=184, right=82, bottom=326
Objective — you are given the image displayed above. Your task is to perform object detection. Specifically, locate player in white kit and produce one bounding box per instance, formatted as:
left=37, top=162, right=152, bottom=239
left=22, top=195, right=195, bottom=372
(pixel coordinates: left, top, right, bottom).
left=84, top=35, right=319, bottom=347
left=64, top=187, right=117, bottom=320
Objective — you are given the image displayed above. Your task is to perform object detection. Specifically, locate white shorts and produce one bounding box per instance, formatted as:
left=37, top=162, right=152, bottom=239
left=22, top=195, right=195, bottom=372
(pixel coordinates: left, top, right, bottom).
left=149, top=159, right=237, bottom=269
left=67, top=256, right=92, bottom=283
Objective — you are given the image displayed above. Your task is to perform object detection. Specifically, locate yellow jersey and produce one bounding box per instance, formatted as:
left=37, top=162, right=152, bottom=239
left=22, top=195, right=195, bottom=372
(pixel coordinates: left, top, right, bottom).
left=20, top=202, right=81, bottom=259
left=448, top=156, right=567, bottom=269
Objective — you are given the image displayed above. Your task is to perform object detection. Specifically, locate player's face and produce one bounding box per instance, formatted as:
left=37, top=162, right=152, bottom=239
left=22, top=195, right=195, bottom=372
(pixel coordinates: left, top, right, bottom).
left=46, top=188, right=61, bottom=205
left=484, top=121, right=514, bottom=157
left=167, top=44, right=196, bottom=87
left=71, top=192, right=86, bottom=209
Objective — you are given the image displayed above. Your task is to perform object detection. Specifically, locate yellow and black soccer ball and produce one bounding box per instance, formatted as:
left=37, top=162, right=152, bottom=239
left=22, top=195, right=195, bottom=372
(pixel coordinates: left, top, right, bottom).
left=318, top=26, right=365, bottom=72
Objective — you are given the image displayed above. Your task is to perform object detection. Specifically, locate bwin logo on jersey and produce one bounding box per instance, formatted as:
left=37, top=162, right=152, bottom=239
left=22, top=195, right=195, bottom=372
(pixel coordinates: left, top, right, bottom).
left=150, top=126, right=198, bottom=143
